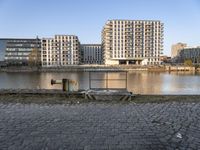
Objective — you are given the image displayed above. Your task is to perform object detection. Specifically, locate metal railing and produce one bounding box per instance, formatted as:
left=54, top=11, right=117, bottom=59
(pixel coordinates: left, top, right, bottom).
left=89, top=71, right=128, bottom=90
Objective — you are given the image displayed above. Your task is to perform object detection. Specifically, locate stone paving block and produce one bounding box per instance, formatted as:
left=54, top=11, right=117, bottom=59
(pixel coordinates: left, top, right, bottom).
left=0, top=102, right=200, bottom=149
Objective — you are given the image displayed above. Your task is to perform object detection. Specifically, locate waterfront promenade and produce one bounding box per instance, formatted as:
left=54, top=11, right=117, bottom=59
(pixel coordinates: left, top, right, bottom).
left=0, top=92, right=200, bottom=149
left=1, top=102, right=200, bottom=149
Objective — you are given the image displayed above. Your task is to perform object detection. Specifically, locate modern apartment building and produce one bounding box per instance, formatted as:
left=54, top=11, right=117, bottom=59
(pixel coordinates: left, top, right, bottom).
left=81, top=44, right=102, bottom=64
left=179, top=47, right=200, bottom=64
left=41, top=35, right=80, bottom=67
left=171, top=43, right=187, bottom=58
left=102, top=20, right=164, bottom=65
left=2, top=38, right=41, bottom=65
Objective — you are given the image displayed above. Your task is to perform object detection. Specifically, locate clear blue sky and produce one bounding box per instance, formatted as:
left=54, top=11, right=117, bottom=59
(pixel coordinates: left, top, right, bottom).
left=0, top=0, right=200, bottom=56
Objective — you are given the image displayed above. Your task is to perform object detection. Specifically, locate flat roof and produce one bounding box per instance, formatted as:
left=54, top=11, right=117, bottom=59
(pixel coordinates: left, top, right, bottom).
left=107, top=19, right=162, bottom=22
left=0, top=38, right=40, bottom=40
left=81, top=44, right=101, bottom=46
left=54, top=34, right=78, bottom=37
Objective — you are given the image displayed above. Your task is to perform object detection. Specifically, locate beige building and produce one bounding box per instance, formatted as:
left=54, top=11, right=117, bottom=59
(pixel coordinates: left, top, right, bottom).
left=102, top=20, right=164, bottom=65
left=41, top=35, right=80, bottom=67
left=81, top=44, right=102, bottom=64
left=171, top=43, right=187, bottom=58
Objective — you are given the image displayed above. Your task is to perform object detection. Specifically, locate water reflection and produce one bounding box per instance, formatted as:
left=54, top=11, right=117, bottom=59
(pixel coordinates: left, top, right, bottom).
left=128, top=72, right=163, bottom=94
left=38, top=72, right=89, bottom=90
left=0, top=71, right=200, bottom=94
left=161, top=73, right=200, bottom=94
left=89, top=72, right=127, bottom=89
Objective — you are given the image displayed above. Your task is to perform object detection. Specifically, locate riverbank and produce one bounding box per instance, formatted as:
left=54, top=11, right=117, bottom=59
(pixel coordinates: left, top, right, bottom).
left=0, top=65, right=199, bottom=72
left=0, top=89, right=200, bottom=104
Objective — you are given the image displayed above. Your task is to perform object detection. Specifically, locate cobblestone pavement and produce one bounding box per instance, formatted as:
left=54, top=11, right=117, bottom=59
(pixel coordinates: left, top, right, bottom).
left=1, top=102, right=200, bottom=149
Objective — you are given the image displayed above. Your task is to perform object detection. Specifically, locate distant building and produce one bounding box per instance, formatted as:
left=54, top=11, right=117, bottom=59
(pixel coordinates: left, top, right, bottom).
left=0, top=39, right=7, bottom=60
left=102, top=20, right=164, bottom=65
left=0, top=39, right=7, bottom=66
left=179, top=47, right=200, bottom=64
left=160, top=55, right=171, bottom=64
left=81, top=44, right=102, bottom=64
left=1, top=38, right=41, bottom=65
left=41, top=35, right=81, bottom=67
left=171, top=43, right=187, bottom=58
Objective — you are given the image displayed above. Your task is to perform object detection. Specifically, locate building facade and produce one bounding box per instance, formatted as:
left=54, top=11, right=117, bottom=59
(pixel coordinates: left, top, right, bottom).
left=81, top=44, right=102, bottom=64
left=3, top=38, right=41, bottom=65
left=102, top=20, right=164, bottom=65
left=0, top=39, right=7, bottom=61
left=0, top=39, right=7, bottom=66
left=160, top=55, right=171, bottom=64
left=171, top=43, right=187, bottom=58
left=41, top=35, right=80, bottom=67
left=179, top=47, right=200, bottom=64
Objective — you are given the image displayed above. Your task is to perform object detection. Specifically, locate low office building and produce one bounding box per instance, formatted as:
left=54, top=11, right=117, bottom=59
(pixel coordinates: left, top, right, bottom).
left=102, top=20, right=164, bottom=65
left=0, top=39, right=7, bottom=66
left=160, top=55, right=171, bottom=64
left=81, top=44, right=102, bottom=64
left=41, top=35, right=81, bottom=67
left=179, top=47, right=200, bottom=64
left=2, top=38, right=41, bottom=65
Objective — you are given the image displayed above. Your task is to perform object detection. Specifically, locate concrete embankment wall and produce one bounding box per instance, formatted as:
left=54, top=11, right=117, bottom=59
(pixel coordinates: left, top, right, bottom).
left=0, top=65, right=148, bottom=72
left=40, top=65, right=149, bottom=72
left=0, top=65, right=199, bottom=72
left=165, top=66, right=195, bottom=72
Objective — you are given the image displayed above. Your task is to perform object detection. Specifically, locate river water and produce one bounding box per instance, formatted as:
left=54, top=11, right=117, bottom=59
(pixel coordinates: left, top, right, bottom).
left=0, top=71, right=200, bottom=95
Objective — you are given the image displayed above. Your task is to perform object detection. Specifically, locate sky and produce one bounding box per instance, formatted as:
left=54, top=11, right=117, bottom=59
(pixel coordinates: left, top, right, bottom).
left=0, top=0, right=200, bottom=56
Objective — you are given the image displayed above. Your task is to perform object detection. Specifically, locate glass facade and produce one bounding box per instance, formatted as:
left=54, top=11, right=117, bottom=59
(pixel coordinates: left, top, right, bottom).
left=4, top=38, right=41, bottom=65
left=0, top=39, right=7, bottom=61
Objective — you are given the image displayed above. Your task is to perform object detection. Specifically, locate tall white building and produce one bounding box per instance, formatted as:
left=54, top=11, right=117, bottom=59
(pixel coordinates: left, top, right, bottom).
left=41, top=35, right=80, bottom=67
left=81, top=44, right=102, bottom=64
left=102, top=20, right=164, bottom=65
